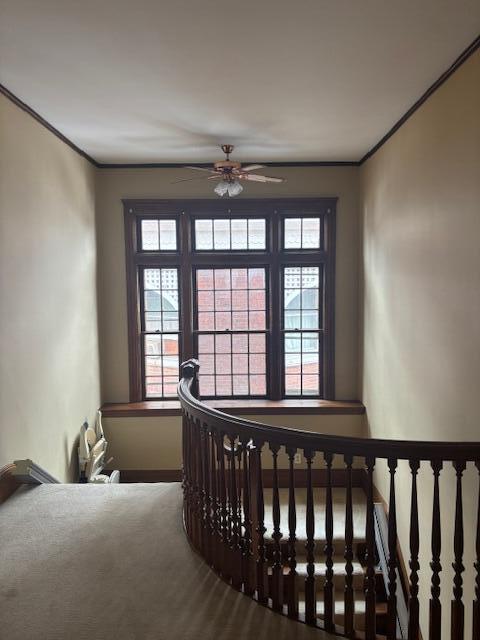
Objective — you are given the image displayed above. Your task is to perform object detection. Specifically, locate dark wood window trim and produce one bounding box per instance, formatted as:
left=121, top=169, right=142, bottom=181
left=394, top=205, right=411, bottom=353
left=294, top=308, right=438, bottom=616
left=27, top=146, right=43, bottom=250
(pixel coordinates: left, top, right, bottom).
left=124, top=198, right=337, bottom=402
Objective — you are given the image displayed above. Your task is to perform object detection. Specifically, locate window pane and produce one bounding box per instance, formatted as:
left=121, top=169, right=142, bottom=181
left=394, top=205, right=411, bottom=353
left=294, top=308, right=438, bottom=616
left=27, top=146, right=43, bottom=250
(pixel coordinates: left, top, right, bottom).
left=248, top=268, right=265, bottom=289
left=232, top=312, right=248, bottom=330
left=145, top=290, right=161, bottom=311
left=195, top=219, right=213, bottom=250
left=248, top=219, right=266, bottom=249
left=159, top=220, right=177, bottom=250
left=231, top=269, right=248, bottom=290
left=231, top=219, right=248, bottom=249
left=142, top=267, right=180, bottom=398
left=141, top=220, right=159, bottom=250
left=194, top=218, right=266, bottom=251
left=198, top=290, right=214, bottom=311
left=284, top=217, right=321, bottom=249
left=214, top=219, right=230, bottom=250
left=141, top=219, right=177, bottom=251
left=199, top=376, right=215, bottom=396
left=145, top=312, right=162, bottom=332
left=302, top=218, right=320, bottom=248
left=284, top=218, right=301, bottom=249
left=197, top=269, right=213, bottom=290
left=198, top=334, right=214, bottom=353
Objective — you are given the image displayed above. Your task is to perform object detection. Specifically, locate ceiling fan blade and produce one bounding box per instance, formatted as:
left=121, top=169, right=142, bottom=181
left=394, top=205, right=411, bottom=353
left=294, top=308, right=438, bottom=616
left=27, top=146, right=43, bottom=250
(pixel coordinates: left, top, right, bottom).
left=240, top=173, right=285, bottom=183
left=171, top=175, right=212, bottom=184
left=184, top=166, right=218, bottom=174
left=240, top=164, right=266, bottom=172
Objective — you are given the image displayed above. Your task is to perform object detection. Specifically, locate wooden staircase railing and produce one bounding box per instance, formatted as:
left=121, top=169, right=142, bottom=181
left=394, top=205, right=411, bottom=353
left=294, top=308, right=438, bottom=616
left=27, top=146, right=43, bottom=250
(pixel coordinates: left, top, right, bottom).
left=179, top=359, right=480, bottom=640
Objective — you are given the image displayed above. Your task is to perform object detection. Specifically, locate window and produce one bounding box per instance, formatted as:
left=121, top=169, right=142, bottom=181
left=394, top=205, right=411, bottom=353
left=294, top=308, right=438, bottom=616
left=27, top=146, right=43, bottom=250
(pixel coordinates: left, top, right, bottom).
left=124, top=199, right=336, bottom=401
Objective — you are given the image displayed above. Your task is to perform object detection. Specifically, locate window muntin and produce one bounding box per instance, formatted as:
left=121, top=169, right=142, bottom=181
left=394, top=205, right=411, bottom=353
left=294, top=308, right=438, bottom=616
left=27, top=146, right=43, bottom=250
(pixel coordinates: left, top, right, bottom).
left=194, top=218, right=266, bottom=250
left=126, top=201, right=335, bottom=401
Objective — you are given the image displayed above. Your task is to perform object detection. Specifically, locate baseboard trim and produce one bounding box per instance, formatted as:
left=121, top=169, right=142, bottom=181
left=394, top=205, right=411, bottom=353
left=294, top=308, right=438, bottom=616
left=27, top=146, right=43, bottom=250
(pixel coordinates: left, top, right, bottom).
left=119, top=468, right=365, bottom=487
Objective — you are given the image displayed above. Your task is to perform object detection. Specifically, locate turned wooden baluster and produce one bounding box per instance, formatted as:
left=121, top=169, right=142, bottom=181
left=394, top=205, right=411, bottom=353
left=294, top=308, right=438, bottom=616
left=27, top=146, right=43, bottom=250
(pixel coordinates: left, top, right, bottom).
left=205, top=426, right=214, bottom=565
left=324, top=451, right=335, bottom=632
left=229, top=434, right=242, bottom=589
left=451, top=460, right=466, bottom=640
left=344, top=453, right=355, bottom=638
left=364, top=456, right=377, bottom=640
left=387, top=458, right=398, bottom=640
left=270, top=442, right=283, bottom=611
left=408, top=459, right=420, bottom=640
left=200, top=424, right=209, bottom=559
left=210, top=429, right=220, bottom=571
left=226, top=445, right=233, bottom=545
left=196, top=421, right=205, bottom=553
left=286, top=446, right=298, bottom=618
left=189, top=417, right=198, bottom=547
left=242, top=440, right=254, bottom=595
left=429, top=460, right=443, bottom=640
left=474, top=461, right=480, bottom=640
left=182, top=414, right=189, bottom=534
left=255, top=439, right=268, bottom=604
left=217, top=431, right=230, bottom=579
left=236, top=442, right=244, bottom=585
left=304, top=448, right=317, bottom=625
left=188, top=416, right=195, bottom=540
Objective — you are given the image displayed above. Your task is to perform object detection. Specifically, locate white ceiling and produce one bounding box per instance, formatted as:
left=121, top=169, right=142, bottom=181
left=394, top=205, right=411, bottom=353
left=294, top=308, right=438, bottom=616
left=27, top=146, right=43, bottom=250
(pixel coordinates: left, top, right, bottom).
left=0, top=0, right=479, bottom=164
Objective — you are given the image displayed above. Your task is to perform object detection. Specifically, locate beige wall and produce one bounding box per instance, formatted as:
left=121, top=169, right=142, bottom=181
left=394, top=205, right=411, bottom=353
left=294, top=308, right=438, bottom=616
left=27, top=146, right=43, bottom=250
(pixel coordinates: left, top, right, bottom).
left=96, top=166, right=364, bottom=474
left=96, top=166, right=361, bottom=403
left=360, top=50, right=480, bottom=636
left=0, top=94, right=101, bottom=482
left=104, top=413, right=365, bottom=471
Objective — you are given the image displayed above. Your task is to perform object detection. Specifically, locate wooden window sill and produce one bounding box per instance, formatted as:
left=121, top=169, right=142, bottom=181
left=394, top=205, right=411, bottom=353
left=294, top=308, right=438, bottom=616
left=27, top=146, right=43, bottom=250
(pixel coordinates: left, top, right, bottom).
left=100, top=399, right=365, bottom=418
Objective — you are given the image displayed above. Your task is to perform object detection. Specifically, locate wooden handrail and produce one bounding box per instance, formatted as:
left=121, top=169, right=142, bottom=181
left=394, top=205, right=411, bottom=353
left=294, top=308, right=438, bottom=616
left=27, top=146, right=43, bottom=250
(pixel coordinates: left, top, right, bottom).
left=179, top=359, right=480, bottom=639
left=0, top=459, right=60, bottom=505
left=179, top=361, right=480, bottom=462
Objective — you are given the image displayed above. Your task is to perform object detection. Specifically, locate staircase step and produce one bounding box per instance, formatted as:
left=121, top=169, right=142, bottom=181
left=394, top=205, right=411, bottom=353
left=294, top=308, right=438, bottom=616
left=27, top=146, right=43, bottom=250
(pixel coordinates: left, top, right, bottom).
left=298, top=594, right=387, bottom=631
left=293, top=559, right=364, bottom=590
left=263, top=487, right=367, bottom=544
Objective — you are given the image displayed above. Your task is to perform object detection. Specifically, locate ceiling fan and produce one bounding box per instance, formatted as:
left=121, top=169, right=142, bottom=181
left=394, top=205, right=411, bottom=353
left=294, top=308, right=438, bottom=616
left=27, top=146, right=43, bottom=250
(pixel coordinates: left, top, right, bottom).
left=173, top=144, right=285, bottom=197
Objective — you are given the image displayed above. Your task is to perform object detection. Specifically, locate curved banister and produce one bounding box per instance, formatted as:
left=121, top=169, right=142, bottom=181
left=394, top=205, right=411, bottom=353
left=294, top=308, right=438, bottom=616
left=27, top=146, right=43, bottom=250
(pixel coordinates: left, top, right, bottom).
left=179, top=359, right=480, bottom=639
left=179, top=360, right=480, bottom=462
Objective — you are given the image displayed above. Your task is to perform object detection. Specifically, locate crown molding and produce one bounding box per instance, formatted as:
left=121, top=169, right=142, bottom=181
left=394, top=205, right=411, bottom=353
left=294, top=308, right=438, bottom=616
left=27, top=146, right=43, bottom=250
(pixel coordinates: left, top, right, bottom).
left=359, top=33, right=480, bottom=165
left=96, top=160, right=359, bottom=168
left=1, top=33, right=478, bottom=169
left=0, top=82, right=99, bottom=167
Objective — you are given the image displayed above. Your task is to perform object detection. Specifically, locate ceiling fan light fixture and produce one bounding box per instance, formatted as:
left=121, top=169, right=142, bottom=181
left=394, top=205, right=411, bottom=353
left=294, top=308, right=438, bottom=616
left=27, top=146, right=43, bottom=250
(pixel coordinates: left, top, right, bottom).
left=214, top=179, right=243, bottom=197
left=214, top=180, right=229, bottom=197
left=227, top=180, right=243, bottom=197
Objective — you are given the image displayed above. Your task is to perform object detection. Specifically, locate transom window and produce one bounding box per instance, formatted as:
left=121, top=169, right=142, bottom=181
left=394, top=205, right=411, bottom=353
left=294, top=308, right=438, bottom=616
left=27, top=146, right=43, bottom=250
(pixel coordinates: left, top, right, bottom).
left=124, top=199, right=336, bottom=401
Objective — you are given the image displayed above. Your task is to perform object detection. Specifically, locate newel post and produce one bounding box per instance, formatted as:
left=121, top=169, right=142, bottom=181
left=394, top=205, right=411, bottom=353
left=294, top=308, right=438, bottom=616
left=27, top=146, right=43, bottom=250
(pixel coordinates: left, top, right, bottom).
left=180, top=359, right=200, bottom=398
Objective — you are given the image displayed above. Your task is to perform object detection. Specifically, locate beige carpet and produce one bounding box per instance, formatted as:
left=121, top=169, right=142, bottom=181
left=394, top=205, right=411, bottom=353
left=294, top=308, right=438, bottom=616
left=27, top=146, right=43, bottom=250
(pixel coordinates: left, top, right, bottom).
left=0, top=483, right=330, bottom=640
